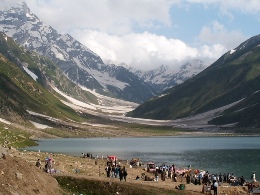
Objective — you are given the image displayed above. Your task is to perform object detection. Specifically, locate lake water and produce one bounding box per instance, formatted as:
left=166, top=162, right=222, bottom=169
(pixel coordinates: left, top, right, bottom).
left=23, top=136, right=260, bottom=180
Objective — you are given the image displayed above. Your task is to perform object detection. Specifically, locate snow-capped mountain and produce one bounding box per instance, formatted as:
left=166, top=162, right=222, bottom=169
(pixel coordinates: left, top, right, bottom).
left=132, top=59, right=206, bottom=92
left=0, top=2, right=156, bottom=103
left=0, top=1, right=206, bottom=103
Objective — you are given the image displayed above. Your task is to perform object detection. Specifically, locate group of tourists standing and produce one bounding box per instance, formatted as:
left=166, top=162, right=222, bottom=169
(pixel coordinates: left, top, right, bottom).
left=105, top=164, right=128, bottom=181
left=153, top=164, right=177, bottom=182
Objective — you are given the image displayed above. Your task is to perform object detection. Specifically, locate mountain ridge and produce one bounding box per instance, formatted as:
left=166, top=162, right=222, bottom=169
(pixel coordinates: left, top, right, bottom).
left=0, top=2, right=157, bottom=103
left=0, top=2, right=206, bottom=103
left=0, top=38, right=81, bottom=124
left=128, top=34, right=260, bottom=128
left=132, top=59, right=206, bottom=92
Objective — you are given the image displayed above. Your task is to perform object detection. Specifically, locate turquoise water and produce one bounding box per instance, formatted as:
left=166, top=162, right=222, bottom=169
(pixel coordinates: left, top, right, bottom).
left=23, top=136, right=260, bottom=180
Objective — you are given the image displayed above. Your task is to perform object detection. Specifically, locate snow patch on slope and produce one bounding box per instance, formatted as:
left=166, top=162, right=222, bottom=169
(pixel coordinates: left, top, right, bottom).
left=230, top=49, right=236, bottom=54
left=27, top=110, right=59, bottom=122
left=0, top=118, right=11, bottom=125
left=51, top=46, right=66, bottom=61
left=52, top=86, right=97, bottom=110
left=30, top=121, right=51, bottom=129
left=23, top=65, right=38, bottom=81
left=51, top=85, right=137, bottom=115
left=80, top=85, right=138, bottom=107
left=72, top=57, right=129, bottom=91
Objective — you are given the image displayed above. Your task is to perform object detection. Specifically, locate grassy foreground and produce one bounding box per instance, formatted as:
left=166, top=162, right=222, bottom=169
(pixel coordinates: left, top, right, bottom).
left=0, top=123, right=37, bottom=148
left=55, top=176, right=181, bottom=195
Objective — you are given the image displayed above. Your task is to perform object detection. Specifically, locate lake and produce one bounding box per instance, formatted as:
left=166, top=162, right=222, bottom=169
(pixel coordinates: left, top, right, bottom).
left=23, top=136, right=260, bottom=180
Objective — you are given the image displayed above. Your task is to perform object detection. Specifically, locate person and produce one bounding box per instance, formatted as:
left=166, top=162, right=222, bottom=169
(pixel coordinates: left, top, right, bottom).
left=115, top=165, right=119, bottom=178
left=219, top=173, right=222, bottom=186
left=248, top=183, right=253, bottom=193
left=46, top=159, right=52, bottom=173
left=119, top=167, right=123, bottom=181
left=186, top=173, right=191, bottom=184
left=122, top=166, right=128, bottom=181
left=202, top=173, right=209, bottom=193
left=252, top=173, right=257, bottom=182
left=155, top=170, right=159, bottom=182
left=173, top=172, right=177, bottom=182
left=161, top=169, right=166, bottom=181
left=105, top=165, right=111, bottom=177
left=240, top=176, right=245, bottom=186
left=111, top=165, right=115, bottom=177
left=227, top=173, right=231, bottom=184
left=35, top=159, right=41, bottom=168
left=212, top=174, right=217, bottom=183
left=223, top=173, right=227, bottom=183
left=213, top=180, right=218, bottom=195
left=181, top=172, right=185, bottom=182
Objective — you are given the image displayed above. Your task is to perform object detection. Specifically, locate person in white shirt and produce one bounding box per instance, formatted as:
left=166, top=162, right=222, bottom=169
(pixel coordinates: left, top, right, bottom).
left=213, top=181, right=218, bottom=195
left=252, top=173, right=257, bottom=182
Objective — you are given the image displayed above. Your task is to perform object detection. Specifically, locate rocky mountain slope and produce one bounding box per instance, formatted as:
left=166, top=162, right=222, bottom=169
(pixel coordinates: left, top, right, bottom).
left=128, top=34, right=260, bottom=128
left=0, top=2, right=157, bottom=103
left=0, top=32, right=85, bottom=124
left=0, top=32, right=139, bottom=126
left=133, top=59, right=206, bottom=92
left=0, top=1, right=206, bottom=103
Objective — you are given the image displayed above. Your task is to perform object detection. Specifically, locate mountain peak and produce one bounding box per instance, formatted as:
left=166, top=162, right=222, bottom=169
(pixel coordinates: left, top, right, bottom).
left=0, top=3, right=158, bottom=103
left=133, top=59, right=206, bottom=92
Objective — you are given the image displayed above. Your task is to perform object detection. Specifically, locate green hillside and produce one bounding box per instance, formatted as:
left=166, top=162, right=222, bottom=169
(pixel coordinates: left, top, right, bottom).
left=0, top=52, right=83, bottom=122
left=128, top=34, right=260, bottom=128
left=0, top=33, right=98, bottom=105
left=0, top=33, right=88, bottom=123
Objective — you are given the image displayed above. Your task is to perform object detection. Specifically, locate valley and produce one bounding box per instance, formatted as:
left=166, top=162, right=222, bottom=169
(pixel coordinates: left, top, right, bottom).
left=0, top=2, right=260, bottom=195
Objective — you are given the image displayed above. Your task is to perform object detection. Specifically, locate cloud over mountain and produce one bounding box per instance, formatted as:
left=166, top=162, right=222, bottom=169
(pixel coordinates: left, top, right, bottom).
left=1, top=0, right=257, bottom=71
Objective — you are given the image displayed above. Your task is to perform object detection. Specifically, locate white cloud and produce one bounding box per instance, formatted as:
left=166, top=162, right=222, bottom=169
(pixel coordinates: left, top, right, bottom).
left=20, top=0, right=256, bottom=71
left=218, top=0, right=260, bottom=13
left=187, top=0, right=260, bottom=12
left=25, top=0, right=176, bottom=35
left=198, top=21, right=247, bottom=50
left=0, top=0, right=23, bottom=10
left=187, top=0, right=260, bottom=21
left=73, top=30, right=225, bottom=71
left=198, top=44, right=226, bottom=60
left=74, top=24, right=247, bottom=70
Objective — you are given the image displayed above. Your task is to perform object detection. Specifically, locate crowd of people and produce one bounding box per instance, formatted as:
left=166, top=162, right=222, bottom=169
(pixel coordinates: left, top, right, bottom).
left=143, top=163, right=257, bottom=194
left=34, top=154, right=258, bottom=194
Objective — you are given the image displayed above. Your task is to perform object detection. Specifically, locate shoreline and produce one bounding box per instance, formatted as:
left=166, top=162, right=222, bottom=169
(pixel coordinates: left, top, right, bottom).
left=30, top=131, right=260, bottom=142
left=21, top=136, right=260, bottom=181
left=5, top=147, right=257, bottom=195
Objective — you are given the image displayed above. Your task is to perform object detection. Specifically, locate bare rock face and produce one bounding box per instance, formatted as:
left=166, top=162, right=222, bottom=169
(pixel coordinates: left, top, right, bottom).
left=15, top=172, right=23, bottom=180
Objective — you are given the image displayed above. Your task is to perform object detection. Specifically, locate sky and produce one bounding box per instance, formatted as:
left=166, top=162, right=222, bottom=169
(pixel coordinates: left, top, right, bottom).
left=10, top=0, right=260, bottom=70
